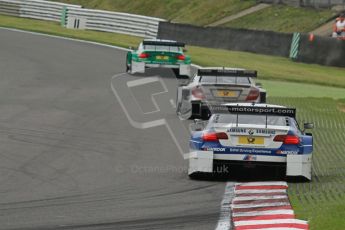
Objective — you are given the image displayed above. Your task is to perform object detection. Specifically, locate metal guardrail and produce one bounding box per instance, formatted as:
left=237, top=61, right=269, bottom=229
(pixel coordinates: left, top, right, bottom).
left=67, top=8, right=164, bottom=38
left=20, top=0, right=81, bottom=22
left=0, top=0, right=81, bottom=21
left=0, top=0, right=21, bottom=16
left=0, top=0, right=165, bottom=38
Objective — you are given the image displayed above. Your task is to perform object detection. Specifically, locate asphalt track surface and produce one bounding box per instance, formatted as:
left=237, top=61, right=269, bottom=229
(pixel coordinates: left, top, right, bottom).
left=0, top=28, right=228, bottom=230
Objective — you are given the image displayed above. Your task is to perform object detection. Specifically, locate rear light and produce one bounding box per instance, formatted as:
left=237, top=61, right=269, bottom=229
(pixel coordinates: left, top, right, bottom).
left=192, top=87, right=205, bottom=99
left=176, top=54, right=185, bottom=60
left=139, top=53, right=149, bottom=58
left=202, top=132, right=228, bottom=142
left=274, top=135, right=300, bottom=145
left=246, top=88, right=260, bottom=101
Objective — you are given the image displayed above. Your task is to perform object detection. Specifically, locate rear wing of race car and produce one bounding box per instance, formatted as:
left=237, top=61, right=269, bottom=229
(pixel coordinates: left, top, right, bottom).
left=142, top=40, right=185, bottom=47
left=209, top=105, right=296, bottom=118
left=197, top=69, right=257, bottom=78
left=209, top=105, right=296, bottom=128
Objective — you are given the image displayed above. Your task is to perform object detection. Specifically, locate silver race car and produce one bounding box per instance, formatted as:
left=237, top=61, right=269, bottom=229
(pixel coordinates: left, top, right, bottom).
left=176, top=67, right=266, bottom=119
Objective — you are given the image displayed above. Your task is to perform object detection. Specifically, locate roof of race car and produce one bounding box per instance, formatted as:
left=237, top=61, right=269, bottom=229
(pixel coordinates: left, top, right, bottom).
left=198, top=66, right=245, bottom=70
left=142, top=39, right=185, bottom=47
left=143, top=39, right=177, bottom=42
left=198, top=67, right=245, bottom=71
left=197, top=67, right=257, bottom=78
left=223, top=103, right=286, bottom=108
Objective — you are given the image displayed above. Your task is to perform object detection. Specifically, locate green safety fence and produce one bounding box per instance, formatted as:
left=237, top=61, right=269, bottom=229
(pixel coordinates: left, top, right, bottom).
left=61, top=6, right=68, bottom=27
left=289, top=32, right=300, bottom=59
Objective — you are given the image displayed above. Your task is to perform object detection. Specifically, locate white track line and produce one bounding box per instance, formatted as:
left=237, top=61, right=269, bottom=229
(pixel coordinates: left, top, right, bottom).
left=235, top=182, right=288, bottom=187
left=233, top=195, right=287, bottom=201
left=232, top=202, right=290, bottom=209
left=215, top=182, right=235, bottom=230
left=247, top=228, right=306, bottom=230
left=0, top=27, right=131, bottom=52
left=126, top=77, right=160, bottom=87
left=235, top=189, right=286, bottom=194
left=232, top=209, right=295, bottom=217
left=234, top=219, right=308, bottom=227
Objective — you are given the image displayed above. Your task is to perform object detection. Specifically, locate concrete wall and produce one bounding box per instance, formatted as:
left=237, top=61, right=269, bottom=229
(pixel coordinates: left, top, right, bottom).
left=258, top=0, right=345, bottom=8
left=158, top=22, right=292, bottom=57
left=158, top=22, right=345, bottom=68
left=298, top=34, right=345, bottom=67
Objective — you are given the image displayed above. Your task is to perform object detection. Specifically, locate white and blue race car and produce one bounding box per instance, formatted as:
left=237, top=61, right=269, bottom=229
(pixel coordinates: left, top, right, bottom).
left=188, top=103, right=314, bottom=181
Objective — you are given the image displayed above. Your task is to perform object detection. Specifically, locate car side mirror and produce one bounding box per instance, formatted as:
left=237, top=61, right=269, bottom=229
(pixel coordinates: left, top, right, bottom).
left=303, top=122, right=314, bottom=133
left=256, top=83, right=263, bottom=87
left=304, top=123, right=314, bottom=130
left=190, top=119, right=206, bottom=132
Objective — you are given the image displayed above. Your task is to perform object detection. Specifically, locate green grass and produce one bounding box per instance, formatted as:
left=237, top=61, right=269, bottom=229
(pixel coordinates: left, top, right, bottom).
left=223, top=5, right=336, bottom=33
left=50, top=0, right=256, bottom=26
left=189, top=46, right=345, bottom=88
left=269, top=97, right=345, bottom=229
left=261, top=80, right=345, bottom=99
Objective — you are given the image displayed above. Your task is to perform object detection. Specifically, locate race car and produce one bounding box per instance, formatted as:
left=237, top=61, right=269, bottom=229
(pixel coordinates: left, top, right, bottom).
left=188, top=103, right=314, bottom=181
left=126, top=39, right=192, bottom=77
left=176, top=67, right=266, bottom=120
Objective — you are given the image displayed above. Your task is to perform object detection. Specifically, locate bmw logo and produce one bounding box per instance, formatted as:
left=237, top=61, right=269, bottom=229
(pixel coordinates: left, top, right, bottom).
left=248, top=129, right=254, bottom=135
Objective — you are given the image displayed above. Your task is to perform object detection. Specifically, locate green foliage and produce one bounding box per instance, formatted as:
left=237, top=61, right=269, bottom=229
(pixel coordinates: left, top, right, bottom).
left=223, top=5, right=335, bottom=33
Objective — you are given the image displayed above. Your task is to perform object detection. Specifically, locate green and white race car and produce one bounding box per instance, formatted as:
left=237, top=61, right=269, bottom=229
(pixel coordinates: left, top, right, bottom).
left=126, top=39, right=192, bottom=77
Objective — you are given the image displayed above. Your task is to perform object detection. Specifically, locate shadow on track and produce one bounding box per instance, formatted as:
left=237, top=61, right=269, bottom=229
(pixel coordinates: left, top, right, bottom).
left=190, top=164, right=288, bottom=182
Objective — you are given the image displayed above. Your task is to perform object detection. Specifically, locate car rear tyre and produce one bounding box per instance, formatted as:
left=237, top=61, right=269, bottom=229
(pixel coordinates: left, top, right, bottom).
left=173, top=68, right=180, bottom=77
left=188, top=172, right=212, bottom=180
left=260, top=92, right=267, bottom=103
left=126, top=55, right=131, bottom=73
left=201, top=109, right=211, bottom=120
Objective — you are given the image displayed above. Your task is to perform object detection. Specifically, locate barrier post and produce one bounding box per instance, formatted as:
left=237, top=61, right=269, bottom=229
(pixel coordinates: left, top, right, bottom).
left=289, top=32, right=300, bottom=60
left=61, top=6, right=68, bottom=27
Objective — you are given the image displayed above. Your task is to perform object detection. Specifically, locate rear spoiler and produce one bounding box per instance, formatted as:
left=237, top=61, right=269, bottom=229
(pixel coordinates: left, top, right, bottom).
left=143, top=40, right=185, bottom=47
left=198, top=69, right=257, bottom=78
left=200, top=83, right=250, bottom=87
left=209, top=105, right=296, bottom=118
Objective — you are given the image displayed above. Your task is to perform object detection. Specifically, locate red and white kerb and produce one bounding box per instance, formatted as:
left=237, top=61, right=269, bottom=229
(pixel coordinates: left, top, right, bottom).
left=231, top=182, right=309, bottom=230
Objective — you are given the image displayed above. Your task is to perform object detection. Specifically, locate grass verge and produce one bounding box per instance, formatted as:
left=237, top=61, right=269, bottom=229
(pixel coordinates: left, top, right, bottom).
left=261, top=80, right=345, bottom=99
left=223, top=5, right=336, bottom=33
left=269, top=97, right=345, bottom=230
